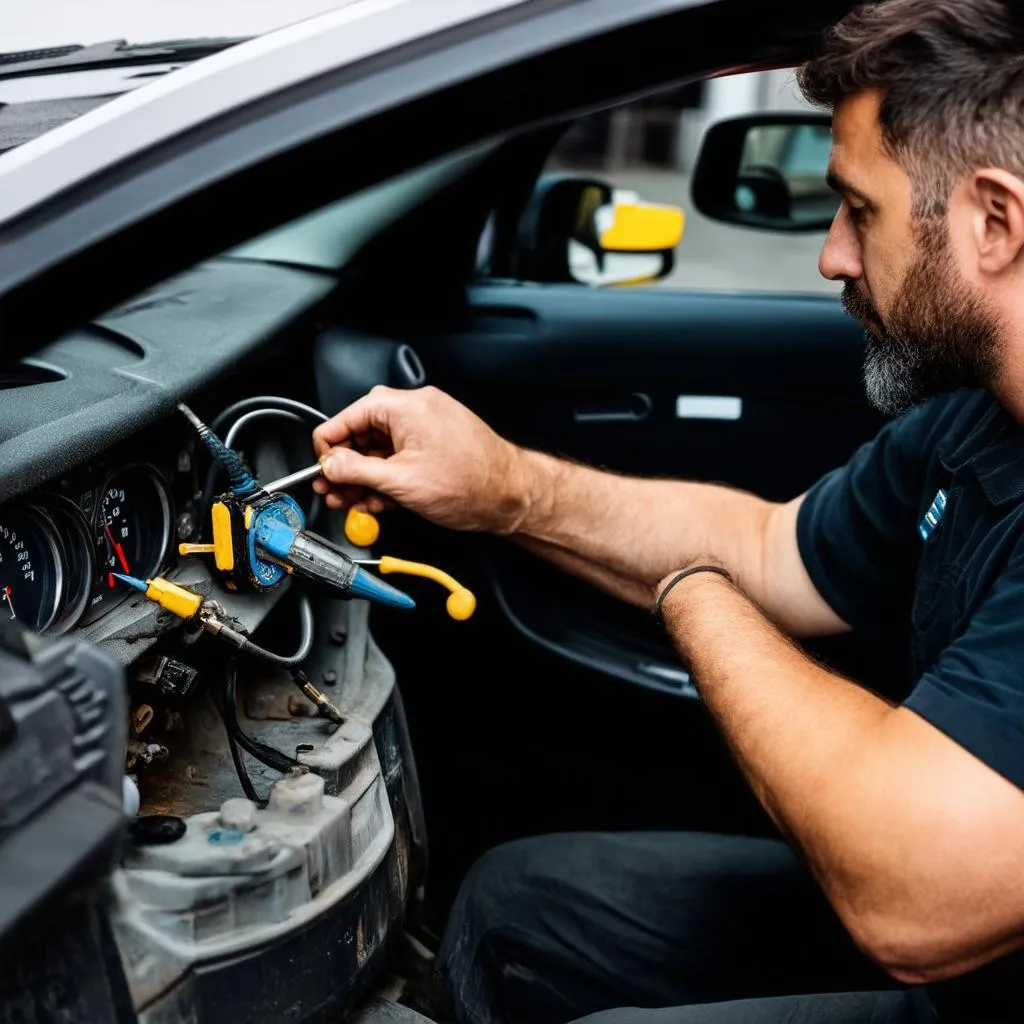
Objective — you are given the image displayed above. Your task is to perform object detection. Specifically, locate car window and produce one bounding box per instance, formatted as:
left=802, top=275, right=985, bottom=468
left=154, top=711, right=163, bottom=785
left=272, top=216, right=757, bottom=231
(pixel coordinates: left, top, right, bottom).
left=536, top=71, right=838, bottom=295
left=227, top=138, right=499, bottom=270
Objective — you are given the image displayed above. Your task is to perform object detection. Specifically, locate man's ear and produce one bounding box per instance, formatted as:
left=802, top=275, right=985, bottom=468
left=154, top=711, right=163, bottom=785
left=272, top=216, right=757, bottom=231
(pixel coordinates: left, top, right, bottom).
left=969, top=169, right=1024, bottom=275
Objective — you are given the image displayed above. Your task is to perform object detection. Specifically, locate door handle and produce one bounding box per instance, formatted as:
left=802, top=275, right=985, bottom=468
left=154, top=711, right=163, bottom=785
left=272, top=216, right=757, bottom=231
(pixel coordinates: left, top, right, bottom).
left=637, top=662, right=700, bottom=700
left=574, top=393, right=652, bottom=424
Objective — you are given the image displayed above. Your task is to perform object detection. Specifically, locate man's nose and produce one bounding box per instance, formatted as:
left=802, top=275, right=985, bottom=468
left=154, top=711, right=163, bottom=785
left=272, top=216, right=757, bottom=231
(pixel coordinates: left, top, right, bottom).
left=819, top=204, right=862, bottom=282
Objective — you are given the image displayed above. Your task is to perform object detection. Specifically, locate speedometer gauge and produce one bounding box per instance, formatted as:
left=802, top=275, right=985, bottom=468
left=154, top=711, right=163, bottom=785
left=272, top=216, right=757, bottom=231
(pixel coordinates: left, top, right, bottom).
left=95, top=466, right=172, bottom=589
left=0, top=508, right=63, bottom=632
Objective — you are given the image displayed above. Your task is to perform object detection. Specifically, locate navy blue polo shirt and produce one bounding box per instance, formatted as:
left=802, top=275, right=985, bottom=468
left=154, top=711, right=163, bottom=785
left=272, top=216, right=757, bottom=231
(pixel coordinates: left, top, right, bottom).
left=798, top=388, right=1024, bottom=1018
left=798, top=388, right=1024, bottom=790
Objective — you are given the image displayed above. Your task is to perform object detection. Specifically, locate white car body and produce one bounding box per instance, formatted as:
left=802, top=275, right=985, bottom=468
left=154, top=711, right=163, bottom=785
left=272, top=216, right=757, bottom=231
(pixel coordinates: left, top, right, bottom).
left=0, top=0, right=531, bottom=223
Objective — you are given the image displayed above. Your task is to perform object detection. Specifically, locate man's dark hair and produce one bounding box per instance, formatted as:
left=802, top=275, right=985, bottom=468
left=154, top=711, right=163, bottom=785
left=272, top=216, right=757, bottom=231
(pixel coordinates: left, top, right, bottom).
left=798, top=0, right=1024, bottom=220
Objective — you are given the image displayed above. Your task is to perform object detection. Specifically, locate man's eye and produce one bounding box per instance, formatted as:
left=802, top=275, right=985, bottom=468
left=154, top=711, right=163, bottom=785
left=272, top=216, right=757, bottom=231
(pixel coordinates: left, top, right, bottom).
left=848, top=203, right=867, bottom=227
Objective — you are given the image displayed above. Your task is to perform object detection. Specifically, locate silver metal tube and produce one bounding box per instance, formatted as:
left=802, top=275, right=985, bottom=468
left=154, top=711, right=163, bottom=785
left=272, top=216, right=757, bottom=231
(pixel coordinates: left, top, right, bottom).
left=262, top=462, right=324, bottom=493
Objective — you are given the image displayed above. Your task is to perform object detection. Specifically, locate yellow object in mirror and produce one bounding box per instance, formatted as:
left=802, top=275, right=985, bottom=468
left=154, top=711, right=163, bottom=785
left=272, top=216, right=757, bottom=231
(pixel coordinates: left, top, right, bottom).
left=599, top=202, right=685, bottom=253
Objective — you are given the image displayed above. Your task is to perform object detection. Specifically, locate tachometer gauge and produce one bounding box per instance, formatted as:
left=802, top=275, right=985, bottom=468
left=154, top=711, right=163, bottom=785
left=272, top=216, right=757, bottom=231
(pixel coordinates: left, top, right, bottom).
left=0, top=507, right=63, bottom=633
left=95, top=466, right=172, bottom=589
left=43, top=497, right=96, bottom=634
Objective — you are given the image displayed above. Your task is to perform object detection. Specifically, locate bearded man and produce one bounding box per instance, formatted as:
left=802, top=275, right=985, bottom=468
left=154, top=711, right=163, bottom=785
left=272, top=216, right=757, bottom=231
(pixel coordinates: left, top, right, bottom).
left=312, top=2, right=1024, bottom=1021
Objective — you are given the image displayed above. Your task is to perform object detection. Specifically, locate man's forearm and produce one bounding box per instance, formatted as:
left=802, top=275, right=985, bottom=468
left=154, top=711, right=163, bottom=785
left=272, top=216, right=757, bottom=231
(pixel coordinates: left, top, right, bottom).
left=515, top=536, right=656, bottom=609
left=660, top=572, right=1024, bottom=983
left=514, top=449, right=772, bottom=591
left=511, top=449, right=839, bottom=635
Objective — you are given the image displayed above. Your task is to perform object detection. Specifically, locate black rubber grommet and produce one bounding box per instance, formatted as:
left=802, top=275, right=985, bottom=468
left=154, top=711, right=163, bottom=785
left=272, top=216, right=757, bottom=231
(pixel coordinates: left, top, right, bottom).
left=128, top=814, right=187, bottom=846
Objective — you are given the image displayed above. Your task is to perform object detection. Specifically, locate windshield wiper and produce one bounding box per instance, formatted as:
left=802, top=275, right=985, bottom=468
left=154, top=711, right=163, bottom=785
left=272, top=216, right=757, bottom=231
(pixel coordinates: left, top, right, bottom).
left=0, top=38, right=249, bottom=80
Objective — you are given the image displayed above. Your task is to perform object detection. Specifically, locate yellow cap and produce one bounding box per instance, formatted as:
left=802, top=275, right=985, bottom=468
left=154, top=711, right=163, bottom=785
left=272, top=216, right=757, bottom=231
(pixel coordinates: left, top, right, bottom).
left=144, top=577, right=204, bottom=621
left=345, top=508, right=380, bottom=548
left=445, top=588, right=477, bottom=622
left=378, top=556, right=476, bottom=621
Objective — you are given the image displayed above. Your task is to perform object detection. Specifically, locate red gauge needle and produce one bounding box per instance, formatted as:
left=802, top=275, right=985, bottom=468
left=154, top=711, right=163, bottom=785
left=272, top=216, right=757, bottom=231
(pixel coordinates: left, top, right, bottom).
left=103, top=520, right=130, bottom=579
left=3, top=586, right=16, bottom=621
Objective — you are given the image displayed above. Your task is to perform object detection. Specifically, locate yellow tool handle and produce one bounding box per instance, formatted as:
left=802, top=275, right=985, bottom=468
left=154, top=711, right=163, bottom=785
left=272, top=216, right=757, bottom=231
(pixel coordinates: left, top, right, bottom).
left=179, top=543, right=216, bottom=556
left=145, top=577, right=204, bottom=620
left=345, top=507, right=380, bottom=547
left=378, top=556, right=476, bottom=621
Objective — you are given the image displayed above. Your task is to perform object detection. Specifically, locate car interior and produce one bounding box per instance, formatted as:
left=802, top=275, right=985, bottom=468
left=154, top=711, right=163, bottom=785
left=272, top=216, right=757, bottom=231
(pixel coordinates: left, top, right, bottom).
left=0, top=1, right=911, bottom=1020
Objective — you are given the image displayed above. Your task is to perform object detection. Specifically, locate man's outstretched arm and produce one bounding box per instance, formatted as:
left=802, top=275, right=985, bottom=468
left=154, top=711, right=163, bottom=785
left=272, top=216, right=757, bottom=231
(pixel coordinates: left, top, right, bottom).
left=658, top=568, right=1024, bottom=984
left=312, top=386, right=847, bottom=638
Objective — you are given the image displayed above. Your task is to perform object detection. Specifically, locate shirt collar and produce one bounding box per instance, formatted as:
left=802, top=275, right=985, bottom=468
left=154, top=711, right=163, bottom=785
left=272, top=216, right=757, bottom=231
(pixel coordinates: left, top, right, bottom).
left=939, top=396, right=1024, bottom=505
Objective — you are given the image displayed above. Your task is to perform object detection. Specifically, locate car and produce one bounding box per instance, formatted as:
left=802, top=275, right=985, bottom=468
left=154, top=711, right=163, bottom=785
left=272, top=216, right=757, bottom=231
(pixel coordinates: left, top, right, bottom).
left=0, top=2, right=883, bottom=1022
left=0, top=38, right=247, bottom=155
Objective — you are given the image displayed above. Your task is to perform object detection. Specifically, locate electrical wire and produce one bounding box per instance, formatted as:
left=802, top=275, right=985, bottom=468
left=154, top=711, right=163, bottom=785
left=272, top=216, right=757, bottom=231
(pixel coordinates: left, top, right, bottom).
left=197, top=410, right=306, bottom=527
left=219, top=594, right=315, bottom=669
left=211, top=396, right=328, bottom=434
left=213, top=661, right=262, bottom=802
left=196, top=399, right=329, bottom=532
left=220, top=661, right=298, bottom=776
left=224, top=408, right=308, bottom=450
left=227, top=725, right=261, bottom=803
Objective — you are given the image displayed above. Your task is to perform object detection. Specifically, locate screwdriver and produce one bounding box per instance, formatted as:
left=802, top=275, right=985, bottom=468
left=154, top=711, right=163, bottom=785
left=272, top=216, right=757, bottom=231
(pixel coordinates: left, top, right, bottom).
left=263, top=459, right=381, bottom=547
left=262, top=458, right=328, bottom=493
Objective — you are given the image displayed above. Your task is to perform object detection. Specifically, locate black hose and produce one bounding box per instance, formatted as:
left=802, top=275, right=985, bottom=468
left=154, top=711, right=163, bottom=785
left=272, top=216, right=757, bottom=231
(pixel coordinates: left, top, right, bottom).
left=213, top=662, right=261, bottom=802
left=227, top=594, right=315, bottom=669
left=196, top=402, right=327, bottom=535
left=227, top=729, right=261, bottom=803
left=221, top=662, right=298, bottom=775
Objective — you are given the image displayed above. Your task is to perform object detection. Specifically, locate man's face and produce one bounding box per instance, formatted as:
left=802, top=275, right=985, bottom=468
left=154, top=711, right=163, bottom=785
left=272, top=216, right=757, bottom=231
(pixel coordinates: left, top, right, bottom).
left=819, top=90, right=1001, bottom=416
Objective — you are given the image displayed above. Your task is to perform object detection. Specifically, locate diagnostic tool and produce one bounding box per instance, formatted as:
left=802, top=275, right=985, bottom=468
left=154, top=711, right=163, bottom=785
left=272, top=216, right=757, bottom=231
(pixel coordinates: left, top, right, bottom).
left=167, top=404, right=475, bottom=620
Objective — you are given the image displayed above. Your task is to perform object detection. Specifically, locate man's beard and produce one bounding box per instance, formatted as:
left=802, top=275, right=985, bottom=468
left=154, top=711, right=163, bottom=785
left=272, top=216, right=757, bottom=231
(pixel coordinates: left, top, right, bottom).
left=842, top=223, right=1001, bottom=417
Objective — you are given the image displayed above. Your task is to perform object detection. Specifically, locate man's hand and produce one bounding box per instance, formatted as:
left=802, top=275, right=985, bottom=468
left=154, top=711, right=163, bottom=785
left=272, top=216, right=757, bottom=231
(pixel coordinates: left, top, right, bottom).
left=312, top=388, right=845, bottom=638
left=312, top=385, right=530, bottom=534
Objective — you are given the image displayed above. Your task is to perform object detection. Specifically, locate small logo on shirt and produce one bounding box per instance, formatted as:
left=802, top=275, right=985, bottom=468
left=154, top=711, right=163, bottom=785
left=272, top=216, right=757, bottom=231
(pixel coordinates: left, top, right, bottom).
left=918, top=488, right=948, bottom=542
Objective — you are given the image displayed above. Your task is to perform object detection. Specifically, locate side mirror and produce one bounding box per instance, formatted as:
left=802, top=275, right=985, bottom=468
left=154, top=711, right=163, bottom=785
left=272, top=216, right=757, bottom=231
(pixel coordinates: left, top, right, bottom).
left=516, top=174, right=685, bottom=286
left=691, top=114, right=838, bottom=232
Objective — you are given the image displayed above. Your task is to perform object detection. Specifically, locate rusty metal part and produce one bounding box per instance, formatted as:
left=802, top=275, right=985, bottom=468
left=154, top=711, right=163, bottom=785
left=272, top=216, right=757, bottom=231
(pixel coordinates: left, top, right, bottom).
left=295, top=677, right=345, bottom=724
left=126, top=738, right=170, bottom=771
left=287, top=695, right=311, bottom=717
left=132, top=704, right=155, bottom=736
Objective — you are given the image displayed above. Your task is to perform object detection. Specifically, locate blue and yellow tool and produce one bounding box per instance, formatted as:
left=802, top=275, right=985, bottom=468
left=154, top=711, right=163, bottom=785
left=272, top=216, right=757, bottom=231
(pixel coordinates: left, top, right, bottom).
left=174, top=404, right=475, bottom=619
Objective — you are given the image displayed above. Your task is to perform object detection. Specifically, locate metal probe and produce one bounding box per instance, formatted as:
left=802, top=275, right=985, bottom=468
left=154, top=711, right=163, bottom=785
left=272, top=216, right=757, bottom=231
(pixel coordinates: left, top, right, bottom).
left=263, top=459, right=327, bottom=493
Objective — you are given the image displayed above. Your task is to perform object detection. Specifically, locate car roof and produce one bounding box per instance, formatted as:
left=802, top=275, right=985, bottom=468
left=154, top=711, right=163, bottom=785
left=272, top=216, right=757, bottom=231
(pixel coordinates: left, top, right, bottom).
left=0, top=0, right=529, bottom=225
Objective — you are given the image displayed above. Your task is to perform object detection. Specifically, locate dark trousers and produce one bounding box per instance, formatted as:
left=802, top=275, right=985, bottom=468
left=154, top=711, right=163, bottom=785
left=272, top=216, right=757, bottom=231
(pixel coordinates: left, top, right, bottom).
left=435, top=832, right=938, bottom=1024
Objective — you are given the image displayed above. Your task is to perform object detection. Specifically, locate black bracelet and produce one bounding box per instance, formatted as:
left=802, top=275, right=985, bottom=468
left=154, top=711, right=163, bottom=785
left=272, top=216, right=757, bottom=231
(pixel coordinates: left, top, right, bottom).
left=656, top=565, right=733, bottom=618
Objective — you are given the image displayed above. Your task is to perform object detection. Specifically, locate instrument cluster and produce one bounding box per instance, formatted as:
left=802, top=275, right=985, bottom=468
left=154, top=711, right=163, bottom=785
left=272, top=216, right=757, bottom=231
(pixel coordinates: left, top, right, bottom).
left=0, top=464, right=174, bottom=635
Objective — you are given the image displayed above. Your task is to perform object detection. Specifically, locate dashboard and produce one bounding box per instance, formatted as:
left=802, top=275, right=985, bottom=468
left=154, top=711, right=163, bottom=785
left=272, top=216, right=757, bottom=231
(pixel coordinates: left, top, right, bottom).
left=0, top=258, right=338, bottom=655
left=0, top=257, right=424, bottom=1024
left=0, top=462, right=174, bottom=634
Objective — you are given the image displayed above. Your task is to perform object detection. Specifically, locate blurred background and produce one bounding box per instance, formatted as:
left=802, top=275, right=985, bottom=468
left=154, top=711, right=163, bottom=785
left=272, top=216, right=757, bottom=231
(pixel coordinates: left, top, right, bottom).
left=1, top=2, right=835, bottom=295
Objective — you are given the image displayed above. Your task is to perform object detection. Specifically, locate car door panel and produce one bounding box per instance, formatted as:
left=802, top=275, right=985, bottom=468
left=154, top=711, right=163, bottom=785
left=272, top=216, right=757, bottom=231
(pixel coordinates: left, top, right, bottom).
left=428, top=284, right=879, bottom=498
left=419, top=283, right=887, bottom=698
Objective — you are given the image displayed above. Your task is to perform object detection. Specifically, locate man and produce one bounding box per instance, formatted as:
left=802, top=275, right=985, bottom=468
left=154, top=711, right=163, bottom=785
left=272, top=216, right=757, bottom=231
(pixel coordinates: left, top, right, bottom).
left=312, top=1, right=1024, bottom=1021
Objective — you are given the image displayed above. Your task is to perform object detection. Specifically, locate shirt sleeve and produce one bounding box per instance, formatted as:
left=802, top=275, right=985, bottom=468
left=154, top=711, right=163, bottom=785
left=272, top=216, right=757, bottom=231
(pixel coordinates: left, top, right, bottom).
left=796, top=398, right=948, bottom=634
left=905, top=546, right=1024, bottom=789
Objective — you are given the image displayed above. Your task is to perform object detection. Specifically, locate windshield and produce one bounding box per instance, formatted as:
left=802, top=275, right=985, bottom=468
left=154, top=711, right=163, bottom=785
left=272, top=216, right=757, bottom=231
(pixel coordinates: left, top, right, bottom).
left=0, top=1, right=363, bottom=155
left=4, top=0, right=356, bottom=52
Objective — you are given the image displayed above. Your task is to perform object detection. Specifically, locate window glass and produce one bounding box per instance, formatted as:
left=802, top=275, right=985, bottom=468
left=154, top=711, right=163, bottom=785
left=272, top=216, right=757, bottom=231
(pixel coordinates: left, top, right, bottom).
left=541, top=71, right=838, bottom=295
